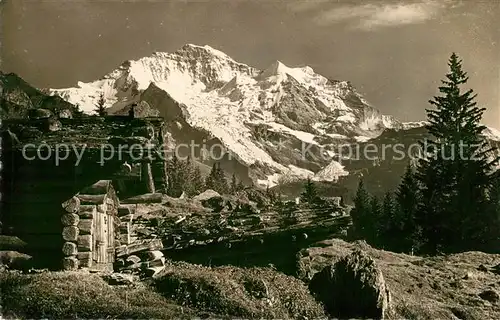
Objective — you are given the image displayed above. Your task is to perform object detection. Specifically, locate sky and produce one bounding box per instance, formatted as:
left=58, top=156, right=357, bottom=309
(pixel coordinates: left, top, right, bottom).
left=2, top=0, right=500, bottom=129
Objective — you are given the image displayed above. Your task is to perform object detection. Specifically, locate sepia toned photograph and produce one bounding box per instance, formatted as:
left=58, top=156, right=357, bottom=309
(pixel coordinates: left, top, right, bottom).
left=1, top=0, right=499, bottom=318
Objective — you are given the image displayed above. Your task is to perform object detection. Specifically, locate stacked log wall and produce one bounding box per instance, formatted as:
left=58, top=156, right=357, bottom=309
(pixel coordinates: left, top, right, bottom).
left=1, top=116, right=167, bottom=269
left=61, top=180, right=119, bottom=271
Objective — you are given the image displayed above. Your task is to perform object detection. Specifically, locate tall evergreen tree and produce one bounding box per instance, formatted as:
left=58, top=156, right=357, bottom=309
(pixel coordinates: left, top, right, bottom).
left=485, top=170, right=500, bottom=250
left=74, top=103, right=84, bottom=118
left=394, top=165, right=421, bottom=252
left=265, top=185, right=277, bottom=204
left=379, top=192, right=395, bottom=247
left=300, top=177, right=318, bottom=204
left=369, top=196, right=382, bottom=244
left=215, top=163, right=229, bottom=194
left=416, top=53, right=499, bottom=252
left=191, top=166, right=204, bottom=196
left=205, top=163, right=217, bottom=191
left=382, top=192, right=394, bottom=223
left=237, top=180, right=245, bottom=192
left=181, top=156, right=196, bottom=196
left=230, top=173, right=238, bottom=194
left=167, top=154, right=183, bottom=197
left=350, top=179, right=372, bottom=240
left=94, top=93, right=107, bottom=116
left=205, top=162, right=228, bottom=194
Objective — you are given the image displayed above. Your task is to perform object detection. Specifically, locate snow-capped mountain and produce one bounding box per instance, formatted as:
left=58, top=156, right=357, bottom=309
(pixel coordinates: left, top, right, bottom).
left=48, top=44, right=403, bottom=186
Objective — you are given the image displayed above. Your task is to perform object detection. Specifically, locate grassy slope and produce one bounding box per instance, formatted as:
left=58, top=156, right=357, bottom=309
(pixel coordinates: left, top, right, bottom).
left=0, top=271, right=199, bottom=319
left=0, top=261, right=326, bottom=320
left=154, top=261, right=326, bottom=319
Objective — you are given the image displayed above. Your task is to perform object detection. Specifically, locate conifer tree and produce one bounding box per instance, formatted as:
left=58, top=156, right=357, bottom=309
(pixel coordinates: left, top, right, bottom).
left=191, top=166, right=204, bottom=196
left=265, top=185, right=277, bottom=204
left=416, top=53, right=499, bottom=252
left=181, top=156, right=196, bottom=196
left=275, top=192, right=283, bottom=207
left=205, top=162, right=228, bottom=194
left=350, top=179, right=372, bottom=240
left=237, top=180, right=245, bottom=192
left=382, top=192, right=394, bottom=222
left=300, top=177, right=318, bottom=204
left=379, top=192, right=395, bottom=247
left=369, top=196, right=381, bottom=244
left=394, top=165, right=420, bottom=252
left=230, top=173, right=238, bottom=194
left=167, top=154, right=183, bottom=197
left=485, top=170, right=500, bottom=250
left=94, top=93, right=107, bottom=116
left=74, top=103, right=84, bottom=118
left=205, top=163, right=217, bottom=191
left=215, top=163, right=229, bottom=194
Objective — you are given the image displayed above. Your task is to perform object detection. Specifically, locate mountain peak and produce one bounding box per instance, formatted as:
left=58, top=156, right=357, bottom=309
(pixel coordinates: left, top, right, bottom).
left=177, top=43, right=233, bottom=61
left=47, top=44, right=402, bottom=186
left=260, top=60, right=291, bottom=79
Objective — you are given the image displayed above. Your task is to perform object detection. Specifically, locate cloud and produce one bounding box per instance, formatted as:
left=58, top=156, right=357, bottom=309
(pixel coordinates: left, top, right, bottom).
left=313, top=0, right=452, bottom=30
left=287, top=0, right=330, bottom=13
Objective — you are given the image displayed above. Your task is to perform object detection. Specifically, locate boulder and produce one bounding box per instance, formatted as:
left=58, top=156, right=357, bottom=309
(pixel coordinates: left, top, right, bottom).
left=237, top=201, right=260, bottom=214
left=0, top=235, right=27, bottom=251
left=479, top=289, right=499, bottom=303
left=103, top=273, right=136, bottom=285
left=193, top=190, right=224, bottom=212
left=146, top=250, right=164, bottom=261
left=308, top=249, right=391, bottom=319
left=28, top=108, right=52, bottom=119
left=298, top=238, right=500, bottom=319
left=193, top=189, right=221, bottom=202
left=46, top=117, right=62, bottom=132
left=59, top=109, right=73, bottom=119
left=0, top=251, right=32, bottom=270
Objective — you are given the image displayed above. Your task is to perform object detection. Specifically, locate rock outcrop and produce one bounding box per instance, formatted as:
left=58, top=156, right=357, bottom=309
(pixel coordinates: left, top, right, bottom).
left=309, top=249, right=391, bottom=319
left=0, top=251, right=33, bottom=271
left=193, top=189, right=224, bottom=211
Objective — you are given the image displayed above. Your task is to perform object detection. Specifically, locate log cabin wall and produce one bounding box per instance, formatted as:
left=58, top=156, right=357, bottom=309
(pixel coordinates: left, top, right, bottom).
left=1, top=116, right=167, bottom=270
left=61, top=180, right=119, bottom=271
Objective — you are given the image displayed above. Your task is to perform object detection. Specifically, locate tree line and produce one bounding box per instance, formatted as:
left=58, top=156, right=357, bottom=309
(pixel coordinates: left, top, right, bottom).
left=166, top=155, right=245, bottom=197
left=350, top=53, right=500, bottom=254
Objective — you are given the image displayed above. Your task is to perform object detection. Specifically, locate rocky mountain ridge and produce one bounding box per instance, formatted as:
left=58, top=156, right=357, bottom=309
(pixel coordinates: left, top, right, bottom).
left=47, top=44, right=402, bottom=186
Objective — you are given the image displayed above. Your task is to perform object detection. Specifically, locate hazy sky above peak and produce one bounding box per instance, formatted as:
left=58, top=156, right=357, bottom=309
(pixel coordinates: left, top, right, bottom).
left=2, top=0, right=499, bottom=129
